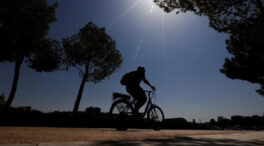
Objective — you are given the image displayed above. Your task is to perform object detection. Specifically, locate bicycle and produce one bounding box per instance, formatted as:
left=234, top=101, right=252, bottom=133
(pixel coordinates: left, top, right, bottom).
left=109, top=89, right=164, bottom=131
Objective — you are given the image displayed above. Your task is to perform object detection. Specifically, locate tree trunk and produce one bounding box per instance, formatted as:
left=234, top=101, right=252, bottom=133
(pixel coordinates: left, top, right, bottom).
left=3, top=57, right=24, bottom=112
left=256, top=0, right=264, bottom=16
left=73, top=67, right=89, bottom=116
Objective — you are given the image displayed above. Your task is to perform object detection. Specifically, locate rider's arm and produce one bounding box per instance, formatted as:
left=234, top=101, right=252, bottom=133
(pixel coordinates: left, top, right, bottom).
left=143, top=78, right=155, bottom=90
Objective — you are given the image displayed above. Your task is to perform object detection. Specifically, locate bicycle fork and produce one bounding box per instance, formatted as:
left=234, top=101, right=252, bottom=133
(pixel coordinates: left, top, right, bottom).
left=150, top=108, right=158, bottom=120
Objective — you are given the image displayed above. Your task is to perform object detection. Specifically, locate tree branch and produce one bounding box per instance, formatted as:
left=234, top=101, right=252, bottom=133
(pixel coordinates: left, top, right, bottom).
left=75, top=66, right=84, bottom=74
left=256, top=0, right=264, bottom=16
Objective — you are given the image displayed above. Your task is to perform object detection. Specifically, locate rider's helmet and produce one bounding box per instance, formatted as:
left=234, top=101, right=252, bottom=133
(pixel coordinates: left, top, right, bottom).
left=137, top=66, right=145, bottom=73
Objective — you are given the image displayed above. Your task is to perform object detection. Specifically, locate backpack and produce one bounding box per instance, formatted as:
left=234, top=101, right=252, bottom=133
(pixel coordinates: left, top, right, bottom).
left=120, top=73, right=130, bottom=85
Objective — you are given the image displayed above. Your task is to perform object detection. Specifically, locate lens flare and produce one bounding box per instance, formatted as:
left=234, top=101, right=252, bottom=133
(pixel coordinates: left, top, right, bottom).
left=134, top=25, right=149, bottom=61
left=150, top=5, right=154, bottom=12
left=108, top=0, right=142, bottom=29
left=134, top=3, right=156, bottom=61
left=162, top=13, right=167, bottom=80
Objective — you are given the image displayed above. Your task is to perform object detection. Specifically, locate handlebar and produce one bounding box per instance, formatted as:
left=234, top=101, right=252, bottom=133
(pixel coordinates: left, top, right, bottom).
left=144, top=89, right=156, bottom=98
left=144, top=89, right=156, bottom=101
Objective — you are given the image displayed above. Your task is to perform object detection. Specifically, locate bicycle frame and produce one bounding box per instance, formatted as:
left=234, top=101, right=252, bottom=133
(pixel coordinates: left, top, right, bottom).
left=131, top=90, right=155, bottom=117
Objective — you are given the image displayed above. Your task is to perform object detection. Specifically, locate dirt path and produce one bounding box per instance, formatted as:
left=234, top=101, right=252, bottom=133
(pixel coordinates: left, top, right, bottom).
left=39, top=131, right=264, bottom=146
left=0, top=127, right=251, bottom=144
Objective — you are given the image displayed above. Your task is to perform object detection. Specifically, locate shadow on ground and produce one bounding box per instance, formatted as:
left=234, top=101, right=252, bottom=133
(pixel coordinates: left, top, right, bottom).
left=93, top=136, right=264, bottom=146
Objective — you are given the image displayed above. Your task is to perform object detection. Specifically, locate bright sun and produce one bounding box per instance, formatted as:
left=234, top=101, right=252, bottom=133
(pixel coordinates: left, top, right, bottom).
left=142, top=0, right=156, bottom=12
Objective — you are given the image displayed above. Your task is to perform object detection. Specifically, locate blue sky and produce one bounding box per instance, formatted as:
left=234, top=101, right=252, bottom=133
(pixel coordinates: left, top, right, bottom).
left=0, top=0, right=263, bottom=122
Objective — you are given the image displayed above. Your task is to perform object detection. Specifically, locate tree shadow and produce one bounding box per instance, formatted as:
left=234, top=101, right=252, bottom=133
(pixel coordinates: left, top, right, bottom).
left=92, top=136, right=264, bottom=146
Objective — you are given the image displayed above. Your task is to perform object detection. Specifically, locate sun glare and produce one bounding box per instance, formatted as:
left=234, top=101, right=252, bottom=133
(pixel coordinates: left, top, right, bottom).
left=108, top=0, right=142, bottom=28
left=150, top=5, right=154, bottom=12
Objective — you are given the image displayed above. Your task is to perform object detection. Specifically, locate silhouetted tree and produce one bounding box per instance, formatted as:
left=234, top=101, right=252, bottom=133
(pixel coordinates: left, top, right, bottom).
left=252, top=115, right=263, bottom=127
left=0, top=0, right=61, bottom=111
left=154, top=0, right=264, bottom=96
left=231, top=115, right=244, bottom=126
left=209, top=118, right=216, bottom=126
left=62, top=22, right=122, bottom=115
left=217, top=116, right=231, bottom=129
left=220, top=17, right=264, bottom=95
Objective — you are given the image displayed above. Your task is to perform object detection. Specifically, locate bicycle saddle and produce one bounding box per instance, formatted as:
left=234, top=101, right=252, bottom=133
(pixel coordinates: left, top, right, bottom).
left=112, top=92, right=131, bottom=100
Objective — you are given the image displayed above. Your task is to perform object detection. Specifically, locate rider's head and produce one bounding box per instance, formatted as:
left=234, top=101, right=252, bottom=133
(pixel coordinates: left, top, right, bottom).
left=137, top=66, right=145, bottom=73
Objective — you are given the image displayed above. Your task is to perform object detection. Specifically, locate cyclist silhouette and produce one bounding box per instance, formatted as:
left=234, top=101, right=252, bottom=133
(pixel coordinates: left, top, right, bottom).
left=121, top=66, right=155, bottom=114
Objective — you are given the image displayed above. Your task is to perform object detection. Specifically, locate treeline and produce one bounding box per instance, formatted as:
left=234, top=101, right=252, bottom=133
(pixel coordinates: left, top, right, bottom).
left=1, top=105, right=263, bottom=130
left=209, top=115, right=264, bottom=130
left=164, top=116, right=264, bottom=130
left=0, top=106, right=111, bottom=128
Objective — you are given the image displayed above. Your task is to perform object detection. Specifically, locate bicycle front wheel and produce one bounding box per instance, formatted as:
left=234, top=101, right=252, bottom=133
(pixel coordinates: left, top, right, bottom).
left=147, top=105, right=164, bottom=131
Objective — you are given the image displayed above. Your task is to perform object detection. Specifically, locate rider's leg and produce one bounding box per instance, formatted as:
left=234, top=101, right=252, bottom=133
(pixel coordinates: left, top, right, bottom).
left=126, top=86, right=138, bottom=111
left=126, top=86, right=146, bottom=113
left=135, top=96, right=147, bottom=113
left=134, top=89, right=147, bottom=113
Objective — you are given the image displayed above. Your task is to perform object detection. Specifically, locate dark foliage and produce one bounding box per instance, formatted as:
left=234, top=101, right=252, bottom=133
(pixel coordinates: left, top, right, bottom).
left=220, top=17, right=264, bottom=95
left=154, top=0, right=264, bottom=96
left=0, top=0, right=60, bottom=111
left=27, top=39, right=62, bottom=72
left=62, top=22, right=123, bottom=115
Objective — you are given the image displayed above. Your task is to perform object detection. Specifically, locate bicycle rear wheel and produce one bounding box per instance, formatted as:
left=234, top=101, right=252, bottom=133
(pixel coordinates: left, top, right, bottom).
left=109, top=100, right=133, bottom=131
left=147, top=105, right=164, bottom=131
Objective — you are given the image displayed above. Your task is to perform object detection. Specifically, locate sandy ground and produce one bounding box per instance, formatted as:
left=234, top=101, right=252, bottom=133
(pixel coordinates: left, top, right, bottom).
left=0, top=127, right=253, bottom=144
